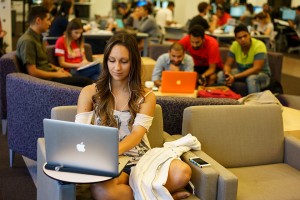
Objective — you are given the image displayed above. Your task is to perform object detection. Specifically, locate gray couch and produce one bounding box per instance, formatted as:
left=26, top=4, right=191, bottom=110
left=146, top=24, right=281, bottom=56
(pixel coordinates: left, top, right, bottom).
left=7, top=72, right=239, bottom=164
left=181, top=104, right=300, bottom=200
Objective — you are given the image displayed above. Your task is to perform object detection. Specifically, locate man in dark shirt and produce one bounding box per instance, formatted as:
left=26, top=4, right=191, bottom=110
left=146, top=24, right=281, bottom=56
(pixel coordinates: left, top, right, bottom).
left=16, top=6, right=92, bottom=87
left=189, top=2, right=216, bottom=33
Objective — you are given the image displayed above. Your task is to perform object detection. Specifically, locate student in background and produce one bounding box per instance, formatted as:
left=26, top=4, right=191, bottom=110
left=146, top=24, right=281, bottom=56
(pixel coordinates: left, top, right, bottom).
left=179, top=25, right=223, bottom=86
left=254, top=11, right=275, bottom=47
left=240, top=3, right=254, bottom=26
left=152, top=42, right=194, bottom=87
left=288, top=6, right=300, bottom=37
left=217, top=24, right=271, bottom=94
left=155, top=1, right=176, bottom=32
left=189, top=2, right=217, bottom=33
left=214, top=4, right=231, bottom=27
left=254, top=12, right=274, bottom=36
left=16, top=6, right=92, bottom=87
left=49, top=0, right=73, bottom=37
left=55, top=18, right=100, bottom=81
left=41, top=0, right=58, bottom=18
left=134, top=2, right=159, bottom=38
left=77, top=32, right=192, bottom=200
left=117, top=2, right=134, bottom=28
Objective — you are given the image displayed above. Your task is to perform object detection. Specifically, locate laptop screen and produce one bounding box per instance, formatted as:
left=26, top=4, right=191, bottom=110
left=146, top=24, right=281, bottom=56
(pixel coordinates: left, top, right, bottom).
left=116, top=18, right=124, bottom=28
left=282, top=9, right=296, bottom=20
left=230, top=6, right=246, bottom=18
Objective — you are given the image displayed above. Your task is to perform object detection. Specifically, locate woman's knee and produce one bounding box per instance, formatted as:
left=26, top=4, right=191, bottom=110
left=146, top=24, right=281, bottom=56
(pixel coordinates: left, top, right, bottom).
left=170, top=160, right=192, bottom=185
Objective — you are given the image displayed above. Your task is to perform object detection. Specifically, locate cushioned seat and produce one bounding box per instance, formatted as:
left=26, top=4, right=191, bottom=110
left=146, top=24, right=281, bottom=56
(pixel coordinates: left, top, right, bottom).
left=182, top=104, right=300, bottom=200
left=37, top=105, right=219, bottom=200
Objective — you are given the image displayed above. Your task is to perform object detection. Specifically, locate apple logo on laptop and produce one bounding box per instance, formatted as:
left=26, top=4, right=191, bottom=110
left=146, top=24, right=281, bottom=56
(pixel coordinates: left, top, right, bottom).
left=76, top=142, right=86, bottom=152
left=176, top=80, right=181, bottom=85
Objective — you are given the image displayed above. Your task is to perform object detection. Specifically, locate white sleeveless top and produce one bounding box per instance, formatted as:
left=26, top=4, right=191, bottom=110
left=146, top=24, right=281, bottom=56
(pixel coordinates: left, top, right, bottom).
left=75, top=90, right=154, bottom=165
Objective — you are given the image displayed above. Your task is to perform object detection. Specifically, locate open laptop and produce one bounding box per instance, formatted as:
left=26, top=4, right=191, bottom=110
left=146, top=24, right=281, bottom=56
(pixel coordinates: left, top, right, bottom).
left=115, top=18, right=125, bottom=29
left=43, top=119, right=129, bottom=177
left=160, top=71, right=197, bottom=93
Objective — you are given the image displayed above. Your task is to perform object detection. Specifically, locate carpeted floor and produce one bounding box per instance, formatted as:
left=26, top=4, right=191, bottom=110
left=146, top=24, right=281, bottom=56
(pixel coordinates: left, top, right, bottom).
left=281, top=74, right=300, bottom=96
left=0, top=134, right=36, bottom=200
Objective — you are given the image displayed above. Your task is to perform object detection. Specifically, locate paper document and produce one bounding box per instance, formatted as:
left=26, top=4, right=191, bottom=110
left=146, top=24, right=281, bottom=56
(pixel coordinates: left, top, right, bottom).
left=77, top=60, right=100, bottom=71
left=274, top=19, right=289, bottom=26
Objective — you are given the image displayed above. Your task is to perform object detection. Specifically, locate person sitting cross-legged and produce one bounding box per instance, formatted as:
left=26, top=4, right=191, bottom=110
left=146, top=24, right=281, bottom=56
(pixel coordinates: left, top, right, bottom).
left=217, top=24, right=271, bottom=94
left=152, top=42, right=194, bottom=87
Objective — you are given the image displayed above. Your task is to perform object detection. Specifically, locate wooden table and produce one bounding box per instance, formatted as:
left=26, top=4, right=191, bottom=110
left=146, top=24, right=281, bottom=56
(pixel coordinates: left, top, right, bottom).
left=285, top=130, right=300, bottom=140
left=282, top=106, right=300, bottom=132
left=153, top=89, right=198, bottom=98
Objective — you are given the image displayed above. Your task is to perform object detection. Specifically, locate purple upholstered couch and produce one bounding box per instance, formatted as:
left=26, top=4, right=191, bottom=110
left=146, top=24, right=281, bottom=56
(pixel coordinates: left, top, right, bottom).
left=0, top=44, right=93, bottom=135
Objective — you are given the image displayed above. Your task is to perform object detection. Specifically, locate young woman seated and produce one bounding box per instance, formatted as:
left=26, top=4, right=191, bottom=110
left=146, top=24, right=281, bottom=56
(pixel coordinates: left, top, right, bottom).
left=76, top=32, right=192, bottom=200
left=55, top=18, right=100, bottom=81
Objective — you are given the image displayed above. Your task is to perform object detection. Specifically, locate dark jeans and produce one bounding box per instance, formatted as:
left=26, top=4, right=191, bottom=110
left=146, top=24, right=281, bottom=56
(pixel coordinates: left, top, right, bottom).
left=51, top=75, right=93, bottom=87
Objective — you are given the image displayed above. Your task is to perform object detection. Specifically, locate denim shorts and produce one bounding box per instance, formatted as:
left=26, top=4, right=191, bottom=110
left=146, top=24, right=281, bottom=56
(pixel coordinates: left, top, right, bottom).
left=122, top=164, right=136, bottom=175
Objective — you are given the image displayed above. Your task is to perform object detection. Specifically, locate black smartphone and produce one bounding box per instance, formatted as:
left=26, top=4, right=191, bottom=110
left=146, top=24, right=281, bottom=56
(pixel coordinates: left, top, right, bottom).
left=189, top=157, right=211, bottom=168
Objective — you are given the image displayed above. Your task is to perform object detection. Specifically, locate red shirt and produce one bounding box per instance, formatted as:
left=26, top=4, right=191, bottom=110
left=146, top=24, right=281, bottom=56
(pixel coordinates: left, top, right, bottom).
left=217, top=12, right=231, bottom=26
left=179, top=35, right=223, bottom=69
left=55, top=36, right=85, bottom=64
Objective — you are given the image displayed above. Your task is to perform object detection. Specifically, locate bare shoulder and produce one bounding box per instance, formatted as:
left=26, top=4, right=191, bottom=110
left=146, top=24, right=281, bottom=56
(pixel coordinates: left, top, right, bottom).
left=139, top=87, right=156, bottom=116
left=80, top=83, right=97, bottom=97
left=143, top=87, right=156, bottom=101
left=77, top=83, right=97, bottom=113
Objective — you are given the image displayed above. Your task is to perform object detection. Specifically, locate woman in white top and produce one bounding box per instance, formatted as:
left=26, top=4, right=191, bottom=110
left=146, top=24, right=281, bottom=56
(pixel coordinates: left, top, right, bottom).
left=254, top=12, right=275, bottom=48
left=77, top=32, right=192, bottom=200
left=255, top=12, right=274, bottom=36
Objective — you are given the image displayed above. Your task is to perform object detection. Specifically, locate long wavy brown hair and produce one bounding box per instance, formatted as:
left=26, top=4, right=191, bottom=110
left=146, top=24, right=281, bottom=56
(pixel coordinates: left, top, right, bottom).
left=64, top=18, right=84, bottom=57
left=92, top=32, right=144, bottom=130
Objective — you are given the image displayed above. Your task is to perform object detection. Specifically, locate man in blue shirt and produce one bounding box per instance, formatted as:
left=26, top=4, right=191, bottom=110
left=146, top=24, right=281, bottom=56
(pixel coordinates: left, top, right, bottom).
left=152, top=42, right=194, bottom=87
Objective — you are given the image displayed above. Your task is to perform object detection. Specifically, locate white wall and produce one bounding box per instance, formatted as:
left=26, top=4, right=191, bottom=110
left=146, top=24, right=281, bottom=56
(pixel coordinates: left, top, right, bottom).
left=173, top=0, right=208, bottom=25
left=291, top=0, right=300, bottom=7
left=90, top=0, right=113, bottom=19
left=1, top=0, right=12, bottom=52
left=247, top=0, right=268, bottom=7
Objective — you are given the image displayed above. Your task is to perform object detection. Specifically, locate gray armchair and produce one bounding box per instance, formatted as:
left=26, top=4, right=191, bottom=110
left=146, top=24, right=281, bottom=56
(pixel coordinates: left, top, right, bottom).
left=37, top=105, right=219, bottom=200
left=182, top=104, right=300, bottom=200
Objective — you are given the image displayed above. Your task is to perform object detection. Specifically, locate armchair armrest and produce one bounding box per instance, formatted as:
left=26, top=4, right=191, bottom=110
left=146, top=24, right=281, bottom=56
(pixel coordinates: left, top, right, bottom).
left=172, top=134, right=238, bottom=200
left=284, top=135, right=300, bottom=170
left=164, top=133, right=219, bottom=200
left=37, top=138, right=76, bottom=200
left=192, top=149, right=238, bottom=200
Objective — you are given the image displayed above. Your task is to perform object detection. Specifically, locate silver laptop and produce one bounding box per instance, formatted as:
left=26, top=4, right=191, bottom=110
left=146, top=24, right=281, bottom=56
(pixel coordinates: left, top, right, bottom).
left=43, top=118, right=129, bottom=177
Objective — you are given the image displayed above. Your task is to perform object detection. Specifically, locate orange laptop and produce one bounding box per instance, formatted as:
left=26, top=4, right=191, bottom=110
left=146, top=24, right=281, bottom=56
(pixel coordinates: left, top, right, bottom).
left=160, top=71, right=197, bottom=93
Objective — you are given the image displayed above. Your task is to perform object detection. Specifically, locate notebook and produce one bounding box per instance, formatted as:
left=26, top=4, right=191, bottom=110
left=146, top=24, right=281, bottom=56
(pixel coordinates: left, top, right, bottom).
left=77, top=60, right=100, bottom=71
left=43, top=119, right=129, bottom=177
left=160, top=71, right=197, bottom=93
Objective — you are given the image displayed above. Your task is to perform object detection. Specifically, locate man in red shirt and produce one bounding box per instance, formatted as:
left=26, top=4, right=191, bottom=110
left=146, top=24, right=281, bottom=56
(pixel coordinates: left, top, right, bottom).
left=179, top=25, right=223, bottom=86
